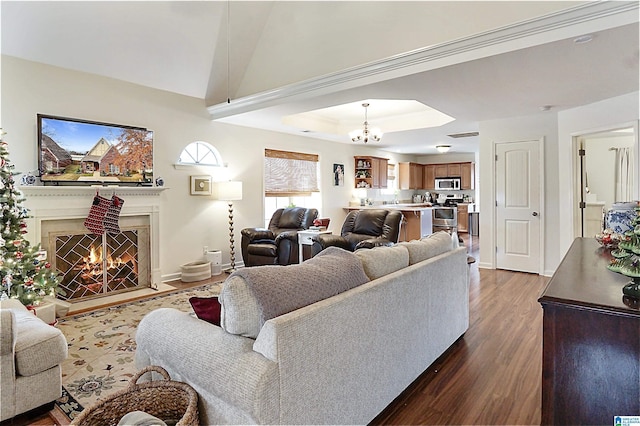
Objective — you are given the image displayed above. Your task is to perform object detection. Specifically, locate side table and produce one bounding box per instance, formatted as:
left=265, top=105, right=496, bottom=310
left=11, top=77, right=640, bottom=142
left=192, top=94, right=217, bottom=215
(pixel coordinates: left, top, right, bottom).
left=297, top=230, right=332, bottom=263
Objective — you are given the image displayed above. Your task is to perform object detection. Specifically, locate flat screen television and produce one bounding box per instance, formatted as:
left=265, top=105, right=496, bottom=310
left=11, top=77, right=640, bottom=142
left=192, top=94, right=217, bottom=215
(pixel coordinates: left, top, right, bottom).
left=37, top=114, right=154, bottom=186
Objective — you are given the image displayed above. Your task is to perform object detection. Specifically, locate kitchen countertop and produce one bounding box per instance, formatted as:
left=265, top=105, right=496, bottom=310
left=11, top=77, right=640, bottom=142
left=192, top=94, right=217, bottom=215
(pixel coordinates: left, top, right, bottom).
left=345, top=203, right=434, bottom=212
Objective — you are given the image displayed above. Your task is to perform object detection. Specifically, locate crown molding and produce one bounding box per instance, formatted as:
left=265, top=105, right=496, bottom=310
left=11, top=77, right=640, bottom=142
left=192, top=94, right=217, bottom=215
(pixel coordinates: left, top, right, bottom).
left=207, top=1, right=638, bottom=120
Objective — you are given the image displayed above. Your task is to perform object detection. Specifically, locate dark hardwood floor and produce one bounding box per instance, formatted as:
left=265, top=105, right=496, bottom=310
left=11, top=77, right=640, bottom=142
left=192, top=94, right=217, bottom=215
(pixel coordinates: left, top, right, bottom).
left=18, top=234, right=548, bottom=426
left=372, top=234, right=548, bottom=425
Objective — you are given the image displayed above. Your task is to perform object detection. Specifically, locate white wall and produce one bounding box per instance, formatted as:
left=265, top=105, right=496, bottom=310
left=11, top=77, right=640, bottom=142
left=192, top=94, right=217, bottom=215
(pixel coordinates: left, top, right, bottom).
left=1, top=56, right=412, bottom=280
left=557, top=91, right=640, bottom=258
left=478, top=113, right=559, bottom=275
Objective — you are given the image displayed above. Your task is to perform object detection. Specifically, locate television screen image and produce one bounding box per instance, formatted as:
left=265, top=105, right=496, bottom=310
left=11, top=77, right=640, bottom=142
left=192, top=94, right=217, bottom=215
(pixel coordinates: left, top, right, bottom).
left=38, top=114, right=153, bottom=185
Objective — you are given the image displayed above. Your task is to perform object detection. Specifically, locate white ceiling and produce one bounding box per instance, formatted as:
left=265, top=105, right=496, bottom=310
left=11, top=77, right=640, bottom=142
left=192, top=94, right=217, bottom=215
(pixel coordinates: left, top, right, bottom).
left=2, top=1, right=638, bottom=155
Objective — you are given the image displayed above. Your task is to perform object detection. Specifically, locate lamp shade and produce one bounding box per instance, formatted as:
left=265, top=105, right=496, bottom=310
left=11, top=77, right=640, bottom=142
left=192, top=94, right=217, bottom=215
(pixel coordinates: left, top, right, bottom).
left=213, top=181, right=243, bottom=201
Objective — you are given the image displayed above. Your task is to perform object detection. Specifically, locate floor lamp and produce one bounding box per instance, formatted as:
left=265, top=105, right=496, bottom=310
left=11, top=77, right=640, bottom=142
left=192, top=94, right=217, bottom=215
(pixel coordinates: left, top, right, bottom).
left=213, top=181, right=243, bottom=273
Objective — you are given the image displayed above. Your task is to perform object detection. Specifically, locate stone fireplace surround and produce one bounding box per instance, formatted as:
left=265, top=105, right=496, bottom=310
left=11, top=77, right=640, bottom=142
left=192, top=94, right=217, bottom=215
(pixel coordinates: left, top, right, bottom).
left=21, top=186, right=165, bottom=307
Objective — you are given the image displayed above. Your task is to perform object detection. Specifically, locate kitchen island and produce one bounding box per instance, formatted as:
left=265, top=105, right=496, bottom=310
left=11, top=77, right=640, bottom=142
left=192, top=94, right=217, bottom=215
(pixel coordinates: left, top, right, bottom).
left=345, top=204, right=433, bottom=242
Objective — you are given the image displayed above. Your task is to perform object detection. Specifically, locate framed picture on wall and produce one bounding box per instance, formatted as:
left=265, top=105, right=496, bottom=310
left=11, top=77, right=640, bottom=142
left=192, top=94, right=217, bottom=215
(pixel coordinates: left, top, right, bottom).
left=333, top=163, right=344, bottom=186
left=190, top=175, right=212, bottom=195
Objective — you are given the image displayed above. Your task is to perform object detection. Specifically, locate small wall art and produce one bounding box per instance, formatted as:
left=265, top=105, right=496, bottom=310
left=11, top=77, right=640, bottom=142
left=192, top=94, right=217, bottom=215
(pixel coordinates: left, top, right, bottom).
left=333, top=163, right=344, bottom=186
left=190, top=175, right=212, bottom=196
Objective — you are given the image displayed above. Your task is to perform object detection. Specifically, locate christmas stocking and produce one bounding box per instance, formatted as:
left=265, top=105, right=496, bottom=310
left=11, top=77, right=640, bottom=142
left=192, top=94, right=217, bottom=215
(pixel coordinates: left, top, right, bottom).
left=104, top=195, right=124, bottom=234
left=84, top=194, right=110, bottom=234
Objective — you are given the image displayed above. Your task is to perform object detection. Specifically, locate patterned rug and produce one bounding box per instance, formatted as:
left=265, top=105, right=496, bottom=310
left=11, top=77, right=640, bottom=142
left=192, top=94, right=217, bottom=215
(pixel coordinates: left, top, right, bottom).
left=53, top=282, right=223, bottom=422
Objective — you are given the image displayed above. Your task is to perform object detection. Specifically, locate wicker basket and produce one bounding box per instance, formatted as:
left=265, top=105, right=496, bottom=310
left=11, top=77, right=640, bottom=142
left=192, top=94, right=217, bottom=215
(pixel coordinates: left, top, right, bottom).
left=71, top=366, right=199, bottom=426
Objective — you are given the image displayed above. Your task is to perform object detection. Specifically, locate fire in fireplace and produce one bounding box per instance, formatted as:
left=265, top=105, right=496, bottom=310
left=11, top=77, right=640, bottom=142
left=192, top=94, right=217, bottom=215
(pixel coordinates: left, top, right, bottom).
left=56, top=231, right=141, bottom=300
left=41, top=216, right=151, bottom=303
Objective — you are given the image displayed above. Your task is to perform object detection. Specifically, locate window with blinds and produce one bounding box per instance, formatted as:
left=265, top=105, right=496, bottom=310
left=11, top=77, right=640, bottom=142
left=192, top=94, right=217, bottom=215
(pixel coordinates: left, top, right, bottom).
left=264, top=149, right=319, bottom=196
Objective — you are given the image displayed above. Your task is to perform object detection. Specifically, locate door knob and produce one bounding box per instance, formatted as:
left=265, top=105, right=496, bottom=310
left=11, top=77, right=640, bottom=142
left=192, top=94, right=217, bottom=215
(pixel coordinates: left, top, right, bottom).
left=532, top=211, right=539, bottom=217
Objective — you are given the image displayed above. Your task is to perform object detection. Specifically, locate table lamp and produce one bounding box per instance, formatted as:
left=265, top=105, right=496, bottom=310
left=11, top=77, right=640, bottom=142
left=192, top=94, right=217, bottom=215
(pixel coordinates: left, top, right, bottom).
left=213, top=181, right=243, bottom=272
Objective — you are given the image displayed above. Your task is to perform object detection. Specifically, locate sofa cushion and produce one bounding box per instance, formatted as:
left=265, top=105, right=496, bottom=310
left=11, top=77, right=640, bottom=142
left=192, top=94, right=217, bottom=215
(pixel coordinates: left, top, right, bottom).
left=10, top=308, right=68, bottom=377
left=220, top=247, right=369, bottom=338
left=397, top=231, right=454, bottom=265
left=354, top=245, right=409, bottom=280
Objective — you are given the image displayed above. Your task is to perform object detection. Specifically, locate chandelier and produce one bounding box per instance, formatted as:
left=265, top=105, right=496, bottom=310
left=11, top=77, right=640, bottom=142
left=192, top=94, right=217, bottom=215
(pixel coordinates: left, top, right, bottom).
left=349, top=103, right=382, bottom=143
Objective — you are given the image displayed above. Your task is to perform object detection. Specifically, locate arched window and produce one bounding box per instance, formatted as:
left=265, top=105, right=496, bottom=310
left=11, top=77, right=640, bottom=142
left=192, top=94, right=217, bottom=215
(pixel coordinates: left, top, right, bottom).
left=178, top=141, right=223, bottom=166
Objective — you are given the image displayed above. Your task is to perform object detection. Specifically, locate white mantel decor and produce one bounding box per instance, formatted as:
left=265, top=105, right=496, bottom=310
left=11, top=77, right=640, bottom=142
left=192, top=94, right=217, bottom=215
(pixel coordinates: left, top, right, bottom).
left=20, top=186, right=166, bottom=289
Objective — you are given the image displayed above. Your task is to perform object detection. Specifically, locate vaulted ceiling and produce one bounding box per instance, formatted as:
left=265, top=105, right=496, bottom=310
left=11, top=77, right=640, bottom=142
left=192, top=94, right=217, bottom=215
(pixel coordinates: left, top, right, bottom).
left=2, top=1, right=638, bottom=154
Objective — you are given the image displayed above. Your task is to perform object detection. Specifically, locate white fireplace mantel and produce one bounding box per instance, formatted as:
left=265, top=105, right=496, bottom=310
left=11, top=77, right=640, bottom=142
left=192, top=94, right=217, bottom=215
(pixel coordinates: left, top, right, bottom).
left=20, top=185, right=167, bottom=288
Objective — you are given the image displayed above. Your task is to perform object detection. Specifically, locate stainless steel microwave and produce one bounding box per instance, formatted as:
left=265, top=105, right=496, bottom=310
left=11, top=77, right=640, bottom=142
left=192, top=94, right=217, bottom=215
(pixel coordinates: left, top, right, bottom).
left=434, top=177, right=461, bottom=191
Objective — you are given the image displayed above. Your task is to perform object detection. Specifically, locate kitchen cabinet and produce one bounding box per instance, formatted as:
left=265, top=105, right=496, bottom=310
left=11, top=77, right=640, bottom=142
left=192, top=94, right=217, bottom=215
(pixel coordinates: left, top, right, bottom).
left=447, top=163, right=461, bottom=178
left=398, top=162, right=423, bottom=190
left=457, top=203, right=469, bottom=233
left=424, top=162, right=475, bottom=190
left=434, top=164, right=449, bottom=178
left=354, top=156, right=388, bottom=189
left=460, top=162, right=475, bottom=190
left=400, top=208, right=433, bottom=241
left=423, top=164, right=435, bottom=190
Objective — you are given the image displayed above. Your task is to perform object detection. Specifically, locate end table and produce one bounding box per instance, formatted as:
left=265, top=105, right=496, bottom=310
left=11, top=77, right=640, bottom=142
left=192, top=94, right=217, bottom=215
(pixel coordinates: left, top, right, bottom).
left=297, top=230, right=332, bottom=263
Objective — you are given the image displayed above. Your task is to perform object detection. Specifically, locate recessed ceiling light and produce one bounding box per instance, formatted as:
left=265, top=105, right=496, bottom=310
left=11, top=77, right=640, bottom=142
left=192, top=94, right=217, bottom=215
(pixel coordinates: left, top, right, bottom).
left=574, top=34, right=593, bottom=44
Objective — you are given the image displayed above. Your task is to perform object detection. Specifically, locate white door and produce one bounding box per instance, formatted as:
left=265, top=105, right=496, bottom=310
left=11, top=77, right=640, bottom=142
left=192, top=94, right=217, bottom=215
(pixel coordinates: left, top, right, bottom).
left=496, top=140, right=542, bottom=273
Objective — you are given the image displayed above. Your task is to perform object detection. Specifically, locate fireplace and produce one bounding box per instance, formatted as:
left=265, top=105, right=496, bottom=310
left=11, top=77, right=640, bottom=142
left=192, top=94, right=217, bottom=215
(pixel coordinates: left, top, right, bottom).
left=42, top=216, right=150, bottom=302
left=21, top=186, right=164, bottom=305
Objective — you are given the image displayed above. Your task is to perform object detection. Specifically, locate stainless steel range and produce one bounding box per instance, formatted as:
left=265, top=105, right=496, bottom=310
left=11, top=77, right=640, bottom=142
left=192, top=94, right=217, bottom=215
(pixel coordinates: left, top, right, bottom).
left=432, top=206, right=458, bottom=233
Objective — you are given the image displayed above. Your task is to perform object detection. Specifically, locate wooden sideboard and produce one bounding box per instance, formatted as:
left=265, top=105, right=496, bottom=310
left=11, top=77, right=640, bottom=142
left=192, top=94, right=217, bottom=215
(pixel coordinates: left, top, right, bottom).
left=538, top=238, right=639, bottom=425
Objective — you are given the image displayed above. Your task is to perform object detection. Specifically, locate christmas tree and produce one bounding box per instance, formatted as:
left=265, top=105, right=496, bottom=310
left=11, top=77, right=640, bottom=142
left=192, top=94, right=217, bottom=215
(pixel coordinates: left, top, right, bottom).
left=0, top=129, right=63, bottom=305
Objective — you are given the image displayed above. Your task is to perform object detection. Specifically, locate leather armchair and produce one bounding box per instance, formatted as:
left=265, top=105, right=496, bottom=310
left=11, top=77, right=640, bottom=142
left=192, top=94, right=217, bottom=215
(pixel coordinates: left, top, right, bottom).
left=241, top=207, right=318, bottom=266
left=311, top=209, right=403, bottom=256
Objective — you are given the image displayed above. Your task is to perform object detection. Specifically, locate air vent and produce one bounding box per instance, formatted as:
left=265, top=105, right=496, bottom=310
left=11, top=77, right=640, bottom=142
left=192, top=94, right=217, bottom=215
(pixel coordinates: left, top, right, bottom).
left=447, top=131, right=479, bottom=138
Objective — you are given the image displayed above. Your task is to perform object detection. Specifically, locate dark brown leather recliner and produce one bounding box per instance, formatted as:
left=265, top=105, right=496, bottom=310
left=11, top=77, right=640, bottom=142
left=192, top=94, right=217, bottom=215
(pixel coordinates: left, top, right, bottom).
left=241, top=207, right=318, bottom=266
left=311, top=209, right=403, bottom=256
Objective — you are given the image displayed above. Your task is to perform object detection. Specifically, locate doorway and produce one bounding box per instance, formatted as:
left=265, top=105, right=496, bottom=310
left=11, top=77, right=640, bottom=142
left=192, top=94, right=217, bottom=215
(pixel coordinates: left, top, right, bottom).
left=495, top=139, right=544, bottom=274
left=573, top=125, right=638, bottom=239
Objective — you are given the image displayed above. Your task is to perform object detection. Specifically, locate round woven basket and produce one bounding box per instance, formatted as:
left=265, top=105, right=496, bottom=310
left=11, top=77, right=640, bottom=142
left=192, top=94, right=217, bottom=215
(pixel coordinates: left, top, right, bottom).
left=71, top=365, right=199, bottom=426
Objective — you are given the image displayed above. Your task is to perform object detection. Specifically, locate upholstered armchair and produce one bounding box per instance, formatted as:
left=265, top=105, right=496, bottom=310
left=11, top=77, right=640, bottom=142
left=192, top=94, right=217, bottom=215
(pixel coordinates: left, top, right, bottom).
left=0, top=299, right=68, bottom=422
left=241, top=207, right=318, bottom=266
left=311, top=209, right=403, bottom=256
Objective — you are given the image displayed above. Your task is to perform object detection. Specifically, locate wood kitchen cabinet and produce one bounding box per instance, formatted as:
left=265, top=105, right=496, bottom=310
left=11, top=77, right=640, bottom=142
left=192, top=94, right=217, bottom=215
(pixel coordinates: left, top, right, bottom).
left=460, top=162, right=475, bottom=190
left=538, top=238, right=640, bottom=425
left=457, top=203, right=469, bottom=233
left=354, top=156, right=388, bottom=189
left=423, top=162, right=474, bottom=190
left=434, top=164, right=449, bottom=178
left=398, top=162, right=423, bottom=190
left=423, top=165, right=435, bottom=190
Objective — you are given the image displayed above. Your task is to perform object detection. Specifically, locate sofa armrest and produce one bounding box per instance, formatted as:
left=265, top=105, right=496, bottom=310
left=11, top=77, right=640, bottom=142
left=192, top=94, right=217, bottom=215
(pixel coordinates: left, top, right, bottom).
left=274, top=230, right=299, bottom=244
left=241, top=228, right=275, bottom=242
left=354, top=237, right=395, bottom=250
left=310, top=234, right=351, bottom=257
left=0, top=309, right=16, bottom=357
left=135, top=308, right=279, bottom=420
left=312, top=234, right=350, bottom=250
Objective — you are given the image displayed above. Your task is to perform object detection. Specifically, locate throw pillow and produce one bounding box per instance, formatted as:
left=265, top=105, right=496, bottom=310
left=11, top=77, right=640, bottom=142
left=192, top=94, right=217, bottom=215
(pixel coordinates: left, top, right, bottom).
left=219, top=246, right=369, bottom=338
left=398, top=231, right=454, bottom=265
left=354, top=245, right=409, bottom=280
left=189, top=297, right=221, bottom=326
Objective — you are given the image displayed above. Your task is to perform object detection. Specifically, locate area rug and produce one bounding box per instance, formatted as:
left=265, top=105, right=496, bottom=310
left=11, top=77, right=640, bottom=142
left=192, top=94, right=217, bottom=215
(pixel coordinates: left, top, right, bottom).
left=53, top=282, right=223, bottom=422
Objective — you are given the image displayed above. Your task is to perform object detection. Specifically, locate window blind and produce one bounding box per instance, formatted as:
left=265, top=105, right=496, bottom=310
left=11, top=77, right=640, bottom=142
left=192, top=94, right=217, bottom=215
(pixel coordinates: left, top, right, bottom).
left=264, top=149, right=319, bottom=196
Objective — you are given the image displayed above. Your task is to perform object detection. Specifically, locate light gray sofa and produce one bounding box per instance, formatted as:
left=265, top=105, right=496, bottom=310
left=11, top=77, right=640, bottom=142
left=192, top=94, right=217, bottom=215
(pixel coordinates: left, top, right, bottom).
left=135, top=232, right=469, bottom=425
left=0, top=299, right=68, bottom=422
